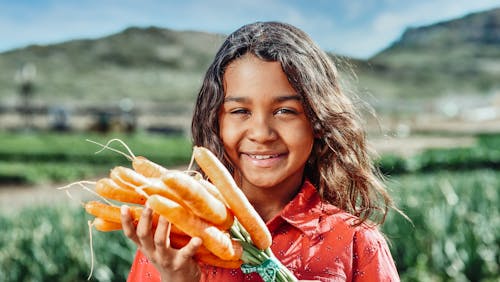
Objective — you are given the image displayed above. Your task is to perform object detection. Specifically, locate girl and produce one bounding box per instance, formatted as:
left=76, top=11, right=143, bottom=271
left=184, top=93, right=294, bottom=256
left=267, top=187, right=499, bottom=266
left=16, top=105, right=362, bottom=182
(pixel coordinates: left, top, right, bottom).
left=121, top=21, right=400, bottom=281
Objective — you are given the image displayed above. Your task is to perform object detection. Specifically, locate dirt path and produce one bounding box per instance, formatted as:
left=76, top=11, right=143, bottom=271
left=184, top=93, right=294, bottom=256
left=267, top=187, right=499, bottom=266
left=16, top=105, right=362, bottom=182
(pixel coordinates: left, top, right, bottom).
left=1, top=181, right=95, bottom=214
left=369, top=135, right=475, bottom=157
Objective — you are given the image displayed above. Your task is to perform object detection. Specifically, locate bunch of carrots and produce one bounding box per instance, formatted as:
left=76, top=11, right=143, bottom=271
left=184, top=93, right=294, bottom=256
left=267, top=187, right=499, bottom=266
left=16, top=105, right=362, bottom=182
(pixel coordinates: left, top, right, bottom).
left=71, top=141, right=297, bottom=282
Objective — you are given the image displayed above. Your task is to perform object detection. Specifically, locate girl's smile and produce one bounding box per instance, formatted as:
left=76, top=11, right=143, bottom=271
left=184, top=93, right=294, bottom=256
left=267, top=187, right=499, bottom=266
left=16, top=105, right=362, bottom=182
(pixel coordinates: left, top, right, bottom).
left=219, top=54, right=314, bottom=194
left=241, top=151, right=286, bottom=168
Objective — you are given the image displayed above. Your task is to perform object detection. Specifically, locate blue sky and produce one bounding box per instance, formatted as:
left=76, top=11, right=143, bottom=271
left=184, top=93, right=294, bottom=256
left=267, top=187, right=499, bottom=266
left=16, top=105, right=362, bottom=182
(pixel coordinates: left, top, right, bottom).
left=0, top=0, right=498, bottom=59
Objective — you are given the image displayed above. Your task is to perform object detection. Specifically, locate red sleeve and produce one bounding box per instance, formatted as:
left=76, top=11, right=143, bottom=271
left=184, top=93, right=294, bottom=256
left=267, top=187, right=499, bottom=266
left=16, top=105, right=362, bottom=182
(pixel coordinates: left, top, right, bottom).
left=127, top=249, right=160, bottom=282
left=352, top=227, right=400, bottom=282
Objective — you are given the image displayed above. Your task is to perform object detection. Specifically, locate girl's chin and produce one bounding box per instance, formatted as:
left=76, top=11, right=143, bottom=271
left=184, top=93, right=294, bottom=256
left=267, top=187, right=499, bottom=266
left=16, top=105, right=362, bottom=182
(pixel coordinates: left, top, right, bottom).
left=241, top=172, right=284, bottom=189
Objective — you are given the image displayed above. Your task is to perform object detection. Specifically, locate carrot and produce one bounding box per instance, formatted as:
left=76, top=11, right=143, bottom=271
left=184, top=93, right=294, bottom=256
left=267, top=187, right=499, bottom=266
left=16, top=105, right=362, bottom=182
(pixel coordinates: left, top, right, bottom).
left=193, top=146, right=272, bottom=250
left=198, top=179, right=235, bottom=230
left=109, top=166, right=190, bottom=209
left=198, top=178, right=228, bottom=206
left=92, top=217, right=122, bottom=232
left=87, top=138, right=168, bottom=179
left=162, top=171, right=232, bottom=228
left=95, top=178, right=147, bottom=205
left=85, top=201, right=141, bottom=224
left=147, top=194, right=243, bottom=261
left=162, top=229, right=243, bottom=262
left=132, top=156, right=169, bottom=177
left=168, top=233, right=243, bottom=269
left=84, top=201, right=174, bottom=231
left=90, top=216, right=241, bottom=268
left=86, top=138, right=169, bottom=182
left=194, top=253, right=243, bottom=269
left=110, top=166, right=153, bottom=189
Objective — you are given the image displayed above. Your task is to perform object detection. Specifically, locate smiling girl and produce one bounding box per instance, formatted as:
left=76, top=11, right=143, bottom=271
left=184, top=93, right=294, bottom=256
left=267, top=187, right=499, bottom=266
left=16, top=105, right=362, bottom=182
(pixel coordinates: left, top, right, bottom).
left=122, top=21, right=400, bottom=281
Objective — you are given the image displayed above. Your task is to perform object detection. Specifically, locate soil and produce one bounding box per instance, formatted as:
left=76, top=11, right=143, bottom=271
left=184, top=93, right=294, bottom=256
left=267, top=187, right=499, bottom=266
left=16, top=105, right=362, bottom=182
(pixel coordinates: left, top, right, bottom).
left=0, top=181, right=96, bottom=214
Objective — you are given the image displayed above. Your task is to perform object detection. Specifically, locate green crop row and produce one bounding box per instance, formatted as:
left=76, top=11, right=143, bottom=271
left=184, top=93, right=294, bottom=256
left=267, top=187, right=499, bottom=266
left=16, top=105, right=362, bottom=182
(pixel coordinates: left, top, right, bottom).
left=0, top=131, right=193, bottom=164
left=384, top=169, right=499, bottom=282
left=0, top=203, right=135, bottom=282
left=378, top=133, right=500, bottom=175
left=2, top=132, right=500, bottom=184
left=0, top=169, right=498, bottom=281
left=0, top=131, right=193, bottom=184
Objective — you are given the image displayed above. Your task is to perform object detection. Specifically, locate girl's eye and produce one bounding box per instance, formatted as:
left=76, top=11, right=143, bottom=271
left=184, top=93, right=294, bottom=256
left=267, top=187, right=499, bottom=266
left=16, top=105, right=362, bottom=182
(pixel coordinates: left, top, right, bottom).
left=274, top=108, right=297, bottom=115
left=229, top=108, right=250, bottom=115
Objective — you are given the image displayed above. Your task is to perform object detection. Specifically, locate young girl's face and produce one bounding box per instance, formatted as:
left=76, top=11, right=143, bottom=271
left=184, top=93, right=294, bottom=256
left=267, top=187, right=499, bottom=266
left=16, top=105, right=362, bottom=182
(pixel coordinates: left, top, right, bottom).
left=219, top=54, right=314, bottom=192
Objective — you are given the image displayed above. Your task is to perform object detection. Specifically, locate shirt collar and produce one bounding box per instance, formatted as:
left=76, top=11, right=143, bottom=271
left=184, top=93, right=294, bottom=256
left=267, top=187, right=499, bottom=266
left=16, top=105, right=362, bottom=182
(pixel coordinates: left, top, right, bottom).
left=267, top=180, right=341, bottom=237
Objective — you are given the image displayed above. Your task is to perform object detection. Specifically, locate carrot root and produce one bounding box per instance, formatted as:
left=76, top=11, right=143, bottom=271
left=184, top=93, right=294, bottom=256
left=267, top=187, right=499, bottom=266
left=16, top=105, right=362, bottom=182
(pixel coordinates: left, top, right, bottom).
left=147, top=195, right=242, bottom=261
left=95, top=178, right=147, bottom=205
left=193, top=146, right=272, bottom=250
left=162, top=171, right=231, bottom=227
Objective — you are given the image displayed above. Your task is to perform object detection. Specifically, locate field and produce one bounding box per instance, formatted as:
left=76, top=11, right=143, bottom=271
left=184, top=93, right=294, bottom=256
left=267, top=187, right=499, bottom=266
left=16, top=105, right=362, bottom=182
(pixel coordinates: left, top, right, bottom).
left=0, top=131, right=499, bottom=281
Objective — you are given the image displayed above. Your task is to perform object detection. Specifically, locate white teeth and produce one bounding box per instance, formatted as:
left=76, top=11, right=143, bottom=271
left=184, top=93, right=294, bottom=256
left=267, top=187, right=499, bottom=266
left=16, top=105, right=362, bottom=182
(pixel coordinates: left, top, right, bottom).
left=250, top=154, right=278, bottom=160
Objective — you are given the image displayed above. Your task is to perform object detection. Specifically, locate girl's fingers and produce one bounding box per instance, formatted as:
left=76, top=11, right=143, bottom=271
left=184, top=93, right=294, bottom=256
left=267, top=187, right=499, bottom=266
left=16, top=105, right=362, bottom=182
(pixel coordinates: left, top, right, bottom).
left=120, top=205, right=140, bottom=245
left=136, top=206, right=155, bottom=254
left=178, top=237, right=202, bottom=260
left=153, top=216, right=171, bottom=254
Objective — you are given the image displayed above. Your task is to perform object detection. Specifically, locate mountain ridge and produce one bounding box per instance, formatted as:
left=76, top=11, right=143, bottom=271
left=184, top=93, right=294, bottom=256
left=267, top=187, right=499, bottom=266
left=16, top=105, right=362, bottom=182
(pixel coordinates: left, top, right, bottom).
left=0, top=7, right=498, bottom=116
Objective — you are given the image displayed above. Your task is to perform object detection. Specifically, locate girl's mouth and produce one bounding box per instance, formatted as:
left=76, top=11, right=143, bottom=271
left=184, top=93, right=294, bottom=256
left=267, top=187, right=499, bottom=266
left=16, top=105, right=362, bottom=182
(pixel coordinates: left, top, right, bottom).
left=248, top=154, right=280, bottom=160
left=242, top=153, right=284, bottom=167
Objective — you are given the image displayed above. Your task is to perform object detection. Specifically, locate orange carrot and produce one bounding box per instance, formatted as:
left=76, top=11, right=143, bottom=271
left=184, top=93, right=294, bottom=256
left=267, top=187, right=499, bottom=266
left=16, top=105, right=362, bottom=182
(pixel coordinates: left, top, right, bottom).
left=92, top=217, right=122, bottom=232
left=95, top=178, right=147, bottom=205
left=84, top=201, right=184, bottom=233
left=85, top=201, right=141, bottom=224
left=162, top=172, right=232, bottom=228
left=198, top=178, right=228, bottom=206
left=86, top=138, right=168, bottom=179
left=90, top=217, right=241, bottom=268
left=89, top=211, right=188, bottom=237
left=194, top=253, right=243, bottom=269
left=193, top=146, right=272, bottom=250
left=109, top=166, right=153, bottom=189
left=198, top=179, right=235, bottom=230
left=168, top=233, right=243, bottom=269
left=109, top=166, right=191, bottom=209
left=132, top=156, right=169, bottom=178
left=147, top=195, right=243, bottom=261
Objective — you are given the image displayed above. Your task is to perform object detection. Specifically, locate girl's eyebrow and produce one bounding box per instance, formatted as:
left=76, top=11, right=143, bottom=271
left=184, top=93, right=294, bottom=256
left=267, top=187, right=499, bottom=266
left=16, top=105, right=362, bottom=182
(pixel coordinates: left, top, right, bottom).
left=223, top=96, right=247, bottom=103
left=224, top=94, right=301, bottom=103
left=275, top=95, right=302, bottom=102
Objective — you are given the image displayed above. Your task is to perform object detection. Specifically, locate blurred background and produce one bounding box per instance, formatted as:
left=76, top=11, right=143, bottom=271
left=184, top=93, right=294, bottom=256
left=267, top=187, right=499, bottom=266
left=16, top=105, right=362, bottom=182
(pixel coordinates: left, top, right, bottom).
left=0, top=1, right=499, bottom=281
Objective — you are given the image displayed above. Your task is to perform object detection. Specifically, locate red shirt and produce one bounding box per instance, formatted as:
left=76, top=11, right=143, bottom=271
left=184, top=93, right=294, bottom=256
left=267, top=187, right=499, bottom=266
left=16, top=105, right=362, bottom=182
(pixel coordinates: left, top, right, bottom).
left=127, top=181, right=399, bottom=281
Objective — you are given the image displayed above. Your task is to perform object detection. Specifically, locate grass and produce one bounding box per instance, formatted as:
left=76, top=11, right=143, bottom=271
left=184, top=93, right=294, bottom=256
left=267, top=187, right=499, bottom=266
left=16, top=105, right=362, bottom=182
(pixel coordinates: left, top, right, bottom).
left=0, top=131, right=499, bottom=281
left=0, top=131, right=193, bottom=184
left=0, top=203, right=135, bottom=282
left=384, top=169, right=499, bottom=281
left=0, top=169, right=498, bottom=281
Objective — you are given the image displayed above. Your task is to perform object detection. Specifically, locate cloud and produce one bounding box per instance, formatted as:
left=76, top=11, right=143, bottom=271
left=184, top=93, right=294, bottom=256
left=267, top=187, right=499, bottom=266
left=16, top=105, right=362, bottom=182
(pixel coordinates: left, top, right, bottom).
left=0, top=0, right=498, bottom=58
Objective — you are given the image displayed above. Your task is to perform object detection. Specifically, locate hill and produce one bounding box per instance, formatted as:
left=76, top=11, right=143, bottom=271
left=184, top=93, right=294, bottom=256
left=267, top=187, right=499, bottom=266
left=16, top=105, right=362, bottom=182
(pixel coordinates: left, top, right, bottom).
left=0, top=27, right=225, bottom=106
left=0, top=8, right=499, bottom=129
left=354, top=7, right=500, bottom=113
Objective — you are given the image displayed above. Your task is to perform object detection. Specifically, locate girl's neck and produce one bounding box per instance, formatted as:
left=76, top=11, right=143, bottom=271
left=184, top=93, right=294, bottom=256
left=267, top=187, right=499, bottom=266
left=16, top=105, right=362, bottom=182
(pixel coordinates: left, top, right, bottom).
left=239, top=175, right=304, bottom=222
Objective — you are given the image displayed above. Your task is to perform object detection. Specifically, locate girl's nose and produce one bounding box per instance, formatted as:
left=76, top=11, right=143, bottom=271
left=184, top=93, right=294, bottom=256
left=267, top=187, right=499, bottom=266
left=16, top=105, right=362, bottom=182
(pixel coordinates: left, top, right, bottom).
left=246, top=114, right=277, bottom=143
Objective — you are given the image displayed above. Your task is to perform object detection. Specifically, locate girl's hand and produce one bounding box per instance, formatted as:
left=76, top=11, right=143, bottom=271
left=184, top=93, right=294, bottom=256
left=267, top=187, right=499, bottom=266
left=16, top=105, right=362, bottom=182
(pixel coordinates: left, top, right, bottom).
left=121, top=205, right=202, bottom=282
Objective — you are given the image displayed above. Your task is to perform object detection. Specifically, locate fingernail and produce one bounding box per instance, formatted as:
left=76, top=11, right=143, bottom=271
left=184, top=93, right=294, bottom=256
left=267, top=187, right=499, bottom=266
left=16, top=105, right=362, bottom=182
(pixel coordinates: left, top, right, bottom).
left=193, top=237, right=202, bottom=246
left=120, top=205, right=128, bottom=215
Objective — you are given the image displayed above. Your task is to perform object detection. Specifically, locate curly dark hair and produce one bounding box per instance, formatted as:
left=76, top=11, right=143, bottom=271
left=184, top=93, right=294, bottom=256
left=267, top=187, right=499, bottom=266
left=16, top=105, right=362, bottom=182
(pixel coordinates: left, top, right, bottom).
left=191, top=21, right=393, bottom=225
